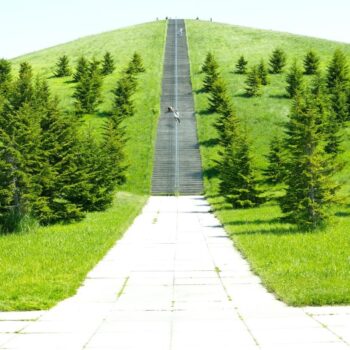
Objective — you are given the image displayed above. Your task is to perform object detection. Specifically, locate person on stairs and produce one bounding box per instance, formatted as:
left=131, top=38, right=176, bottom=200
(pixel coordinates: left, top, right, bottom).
left=167, top=106, right=180, bottom=123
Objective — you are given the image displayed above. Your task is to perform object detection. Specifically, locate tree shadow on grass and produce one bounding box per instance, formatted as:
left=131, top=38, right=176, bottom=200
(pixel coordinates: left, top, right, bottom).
left=224, top=217, right=282, bottom=226
left=195, top=87, right=206, bottom=94
left=96, top=111, right=112, bottom=118
left=226, top=226, right=301, bottom=236
left=335, top=211, right=350, bottom=217
left=198, top=108, right=212, bottom=116
left=202, top=166, right=219, bottom=180
left=269, top=93, right=289, bottom=100
left=234, top=92, right=250, bottom=98
left=63, top=79, right=76, bottom=84
left=199, top=138, right=219, bottom=148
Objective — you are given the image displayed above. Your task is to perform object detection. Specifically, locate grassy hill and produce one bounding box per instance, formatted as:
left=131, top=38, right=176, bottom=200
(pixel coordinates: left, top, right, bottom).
left=2, top=19, right=350, bottom=310
left=0, top=21, right=166, bottom=311
left=187, top=20, right=350, bottom=305
left=12, top=20, right=166, bottom=193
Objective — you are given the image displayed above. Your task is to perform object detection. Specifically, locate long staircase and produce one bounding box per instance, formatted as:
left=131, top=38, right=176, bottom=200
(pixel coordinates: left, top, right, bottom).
left=151, top=19, right=203, bottom=195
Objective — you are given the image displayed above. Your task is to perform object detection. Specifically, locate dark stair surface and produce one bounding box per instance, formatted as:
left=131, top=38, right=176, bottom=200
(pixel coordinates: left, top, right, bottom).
left=151, top=19, right=203, bottom=195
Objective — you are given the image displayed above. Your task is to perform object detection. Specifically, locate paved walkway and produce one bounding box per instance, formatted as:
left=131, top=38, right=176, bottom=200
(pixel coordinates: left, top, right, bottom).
left=1, top=196, right=350, bottom=349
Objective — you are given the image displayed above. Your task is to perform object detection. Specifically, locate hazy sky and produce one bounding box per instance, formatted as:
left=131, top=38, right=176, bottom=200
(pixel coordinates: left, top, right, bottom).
left=1, top=0, right=349, bottom=58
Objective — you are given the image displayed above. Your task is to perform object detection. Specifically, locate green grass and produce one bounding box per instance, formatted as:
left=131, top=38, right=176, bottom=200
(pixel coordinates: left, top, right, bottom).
left=0, top=192, right=146, bottom=311
left=0, top=21, right=166, bottom=311
left=187, top=20, right=350, bottom=306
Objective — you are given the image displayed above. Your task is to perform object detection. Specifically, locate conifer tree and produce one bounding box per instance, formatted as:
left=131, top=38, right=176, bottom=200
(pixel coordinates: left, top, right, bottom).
left=235, top=55, right=248, bottom=74
left=54, top=55, right=71, bottom=77
left=325, top=50, right=350, bottom=122
left=264, top=135, right=285, bottom=184
left=303, top=50, right=320, bottom=75
left=111, top=75, right=135, bottom=119
left=0, top=59, right=12, bottom=95
left=269, top=48, right=287, bottom=74
left=329, top=82, right=349, bottom=123
left=201, top=52, right=218, bottom=74
left=73, top=59, right=103, bottom=114
left=35, top=97, right=84, bottom=223
left=125, top=52, right=145, bottom=75
left=101, top=51, right=115, bottom=76
left=245, top=65, right=262, bottom=96
left=279, top=88, right=340, bottom=229
left=216, top=107, right=239, bottom=148
left=73, top=56, right=88, bottom=83
left=218, top=133, right=262, bottom=208
left=208, top=77, right=231, bottom=114
left=202, top=53, right=220, bottom=93
left=257, top=60, right=269, bottom=85
left=0, top=102, right=42, bottom=231
left=11, top=62, right=33, bottom=110
left=326, top=49, right=349, bottom=90
left=101, top=117, right=127, bottom=185
left=286, top=61, right=304, bottom=98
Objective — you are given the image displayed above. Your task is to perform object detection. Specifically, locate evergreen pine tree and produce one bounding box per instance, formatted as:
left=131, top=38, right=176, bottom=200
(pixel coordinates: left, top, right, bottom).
left=101, top=51, right=115, bottom=76
left=303, top=50, right=320, bottom=75
left=0, top=102, right=42, bottom=231
left=235, top=55, right=248, bottom=74
left=218, top=133, right=262, bottom=208
left=216, top=107, right=239, bottom=148
left=245, top=65, right=262, bottom=96
left=201, top=52, right=218, bottom=74
left=285, top=61, right=304, bottom=98
left=35, top=97, right=85, bottom=223
left=101, top=117, right=127, bottom=185
left=202, top=53, right=220, bottom=93
left=257, top=59, right=269, bottom=85
left=208, top=77, right=231, bottom=114
left=329, top=82, right=349, bottom=123
left=269, top=48, right=287, bottom=74
left=125, top=52, right=145, bottom=75
left=326, top=49, right=349, bottom=90
left=279, top=88, right=340, bottom=229
left=111, top=75, right=135, bottom=119
left=73, top=59, right=103, bottom=114
left=11, top=62, right=33, bottom=110
left=73, top=56, right=88, bottom=83
left=263, top=135, right=285, bottom=184
left=0, top=59, right=12, bottom=95
left=325, top=50, right=350, bottom=123
left=54, top=55, right=71, bottom=78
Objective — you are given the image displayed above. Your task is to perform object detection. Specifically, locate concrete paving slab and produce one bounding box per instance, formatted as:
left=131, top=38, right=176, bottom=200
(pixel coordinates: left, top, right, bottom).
left=0, top=334, right=15, bottom=347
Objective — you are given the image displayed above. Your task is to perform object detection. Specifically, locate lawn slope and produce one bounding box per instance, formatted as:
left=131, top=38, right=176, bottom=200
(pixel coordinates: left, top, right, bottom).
left=187, top=20, right=350, bottom=306
left=0, top=21, right=166, bottom=310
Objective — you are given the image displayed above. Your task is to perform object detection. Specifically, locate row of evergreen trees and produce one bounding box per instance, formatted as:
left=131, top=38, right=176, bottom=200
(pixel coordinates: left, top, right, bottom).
left=236, top=48, right=350, bottom=102
left=72, top=52, right=144, bottom=115
left=202, top=54, right=262, bottom=208
left=236, top=48, right=318, bottom=76
left=201, top=51, right=348, bottom=229
left=54, top=52, right=116, bottom=78
left=0, top=53, right=146, bottom=233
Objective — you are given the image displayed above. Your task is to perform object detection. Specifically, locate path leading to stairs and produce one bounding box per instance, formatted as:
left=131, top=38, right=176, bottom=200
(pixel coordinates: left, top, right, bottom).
left=1, top=196, right=350, bottom=350
left=152, top=19, right=203, bottom=195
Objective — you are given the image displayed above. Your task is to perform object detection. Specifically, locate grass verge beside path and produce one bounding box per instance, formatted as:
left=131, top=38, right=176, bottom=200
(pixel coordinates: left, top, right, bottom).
left=0, top=192, right=146, bottom=311
left=187, top=20, right=350, bottom=306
